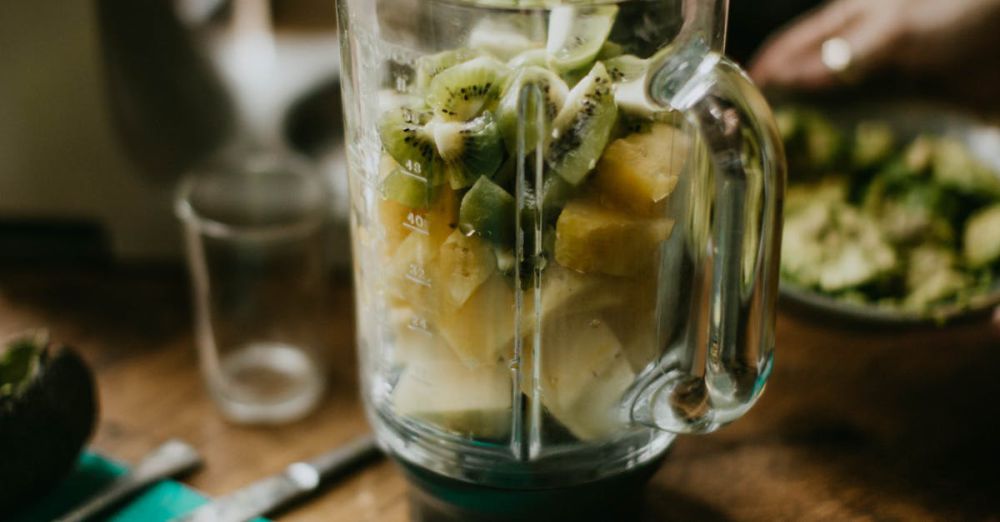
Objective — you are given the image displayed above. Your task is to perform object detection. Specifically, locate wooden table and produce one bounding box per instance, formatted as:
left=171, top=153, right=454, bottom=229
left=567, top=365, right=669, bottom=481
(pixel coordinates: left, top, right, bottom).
left=1, top=265, right=998, bottom=521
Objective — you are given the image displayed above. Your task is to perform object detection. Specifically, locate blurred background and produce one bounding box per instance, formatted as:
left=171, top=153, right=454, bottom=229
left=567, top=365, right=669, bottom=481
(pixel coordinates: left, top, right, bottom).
left=2, top=1, right=999, bottom=521
left=0, top=0, right=826, bottom=267
left=0, top=0, right=344, bottom=264
left=4, top=0, right=995, bottom=268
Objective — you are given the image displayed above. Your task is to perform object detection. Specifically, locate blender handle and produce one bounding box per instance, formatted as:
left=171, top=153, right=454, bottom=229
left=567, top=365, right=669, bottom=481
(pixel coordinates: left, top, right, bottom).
left=636, top=41, right=786, bottom=434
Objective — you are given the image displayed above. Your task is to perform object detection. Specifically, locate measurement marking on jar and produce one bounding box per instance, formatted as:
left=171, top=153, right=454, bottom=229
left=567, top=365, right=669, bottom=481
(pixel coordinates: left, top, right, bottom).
left=400, top=163, right=426, bottom=179
left=407, top=316, right=432, bottom=335
left=402, top=212, right=430, bottom=235
left=395, top=75, right=408, bottom=93
left=405, top=263, right=431, bottom=287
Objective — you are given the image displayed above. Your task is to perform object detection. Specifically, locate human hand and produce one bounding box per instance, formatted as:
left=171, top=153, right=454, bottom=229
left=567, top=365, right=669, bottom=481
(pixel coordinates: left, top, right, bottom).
left=749, top=0, right=1000, bottom=91
left=993, top=306, right=1000, bottom=339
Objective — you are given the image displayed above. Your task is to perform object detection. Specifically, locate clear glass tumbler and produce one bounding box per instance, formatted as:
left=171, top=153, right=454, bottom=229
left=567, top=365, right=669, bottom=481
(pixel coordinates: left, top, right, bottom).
left=176, top=148, right=330, bottom=424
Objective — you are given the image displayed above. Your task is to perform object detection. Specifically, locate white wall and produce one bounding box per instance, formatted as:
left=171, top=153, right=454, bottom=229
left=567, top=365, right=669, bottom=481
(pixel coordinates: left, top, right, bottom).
left=0, top=1, right=181, bottom=260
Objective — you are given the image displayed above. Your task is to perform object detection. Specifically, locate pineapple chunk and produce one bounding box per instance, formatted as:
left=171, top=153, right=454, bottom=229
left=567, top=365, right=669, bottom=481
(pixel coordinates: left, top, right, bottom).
left=385, top=185, right=462, bottom=311
left=535, top=264, right=625, bottom=317
left=388, top=232, right=443, bottom=312
left=520, top=264, right=627, bottom=334
left=536, top=316, right=624, bottom=412
left=619, top=326, right=658, bottom=373
left=434, top=266, right=627, bottom=367
left=603, top=278, right=661, bottom=372
left=593, top=124, right=688, bottom=216
left=558, top=360, right=635, bottom=440
left=378, top=155, right=412, bottom=253
left=388, top=306, right=454, bottom=366
left=379, top=154, right=459, bottom=253
left=438, top=230, right=497, bottom=307
left=555, top=198, right=674, bottom=276
left=424, top=184, right=461, bottom=244
left=379, top=198, right=413, bottom=255
left=436, top=274, right=515, bottom=367
left=393, top=358, right=512, bottom=439
left=524, top=314, right=635, bottom=439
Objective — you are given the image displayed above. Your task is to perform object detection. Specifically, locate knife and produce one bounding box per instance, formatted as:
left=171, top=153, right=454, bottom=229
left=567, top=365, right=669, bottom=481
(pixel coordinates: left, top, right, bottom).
left=57, top=439, right=203, bottom=522
left=174, top=433, right=381, bottom=522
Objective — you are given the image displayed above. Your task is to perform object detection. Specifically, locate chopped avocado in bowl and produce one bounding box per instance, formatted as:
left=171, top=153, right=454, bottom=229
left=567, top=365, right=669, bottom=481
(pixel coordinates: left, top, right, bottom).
left=776, top=102, right=1000, bottom=324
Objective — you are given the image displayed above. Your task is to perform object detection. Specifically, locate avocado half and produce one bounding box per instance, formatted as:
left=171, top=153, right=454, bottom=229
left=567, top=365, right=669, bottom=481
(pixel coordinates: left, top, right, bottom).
left=0, top=333, right=98, bottom=514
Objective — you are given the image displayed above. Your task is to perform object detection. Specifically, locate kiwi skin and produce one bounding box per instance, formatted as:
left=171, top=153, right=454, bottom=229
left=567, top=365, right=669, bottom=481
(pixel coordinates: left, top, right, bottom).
left=379, top=106, right=443, bottom=184
left=426, top=56, right=508, bottom=121
left=0, top=336, right=98, bottom=514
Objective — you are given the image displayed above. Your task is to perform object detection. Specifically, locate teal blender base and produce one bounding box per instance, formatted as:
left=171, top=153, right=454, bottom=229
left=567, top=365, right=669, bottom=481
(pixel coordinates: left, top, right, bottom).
left=399, top=456, right=667, bottom=522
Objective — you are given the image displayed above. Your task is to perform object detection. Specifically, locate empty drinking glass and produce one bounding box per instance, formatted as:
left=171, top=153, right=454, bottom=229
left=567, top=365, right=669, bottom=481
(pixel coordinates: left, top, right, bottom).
left=176, top=147, right=329, bottom=424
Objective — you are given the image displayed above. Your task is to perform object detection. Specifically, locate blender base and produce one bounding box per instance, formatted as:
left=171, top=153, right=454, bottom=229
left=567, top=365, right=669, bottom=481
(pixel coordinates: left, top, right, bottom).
left=400, top=456, right=667, bottom=522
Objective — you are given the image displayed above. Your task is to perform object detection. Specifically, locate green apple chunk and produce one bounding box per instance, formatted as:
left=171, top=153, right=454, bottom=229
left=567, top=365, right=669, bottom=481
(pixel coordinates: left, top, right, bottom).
left=459, top=176, right=516, bottom=247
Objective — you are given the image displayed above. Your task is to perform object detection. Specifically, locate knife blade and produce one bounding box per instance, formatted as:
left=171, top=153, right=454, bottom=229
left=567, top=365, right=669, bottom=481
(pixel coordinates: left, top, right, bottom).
left=57, top=439, right=202, bottom=522
left=174, top=433, right=381, bottom=522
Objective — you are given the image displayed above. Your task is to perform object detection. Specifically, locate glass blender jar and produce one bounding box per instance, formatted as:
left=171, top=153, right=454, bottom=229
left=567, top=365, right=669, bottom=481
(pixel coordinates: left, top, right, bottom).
left=337, top=0, right=785, bottom=519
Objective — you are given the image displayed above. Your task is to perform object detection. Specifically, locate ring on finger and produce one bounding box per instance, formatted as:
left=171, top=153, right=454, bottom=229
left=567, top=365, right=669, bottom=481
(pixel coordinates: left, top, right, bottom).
left=821, top=37, right=859, bottom=83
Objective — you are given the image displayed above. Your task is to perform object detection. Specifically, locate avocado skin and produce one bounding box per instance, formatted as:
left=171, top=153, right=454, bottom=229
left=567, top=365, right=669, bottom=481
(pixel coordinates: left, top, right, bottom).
left=0, top=346, right=98, bottom=515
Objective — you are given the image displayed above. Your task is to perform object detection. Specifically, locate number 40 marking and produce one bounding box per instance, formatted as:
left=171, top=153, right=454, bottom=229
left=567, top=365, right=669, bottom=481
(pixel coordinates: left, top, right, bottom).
left=403, top=212, right=429, bottom=235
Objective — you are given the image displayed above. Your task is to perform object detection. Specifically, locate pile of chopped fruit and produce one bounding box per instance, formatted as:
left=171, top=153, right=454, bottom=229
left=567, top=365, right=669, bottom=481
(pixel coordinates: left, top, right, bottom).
left=778, top=106, right=1000, bottom=315
left=370, top=6, right=691, bottom=440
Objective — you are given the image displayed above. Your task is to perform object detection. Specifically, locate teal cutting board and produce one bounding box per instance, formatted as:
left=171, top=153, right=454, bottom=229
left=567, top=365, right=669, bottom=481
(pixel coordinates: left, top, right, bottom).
left=10, top=452, right=269, bottom=522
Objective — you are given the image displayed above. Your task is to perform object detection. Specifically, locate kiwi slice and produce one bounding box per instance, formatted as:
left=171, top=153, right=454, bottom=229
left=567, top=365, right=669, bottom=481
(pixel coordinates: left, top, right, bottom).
left=379, top=105, right=444, bottom=185
left=496, top=66, right=569, bottom=155
left=507, top=48, right=550, bottom=70
left=541, top=174, right=575, bottom=211
left=415, top=49, right=483, bottom=93
left=546, top=5, right=618, bottom=73
left=432, top=112, right=506, bottom=189
left=427, top=56, right=510, bottom=121
left=597, top=41, right=626, bottom=60
left=468, top=19, right=542, bottom=61
left=546, top=62, right=618, bottom=186
left=492, top=153, right=527, bottom=193
left=605, top=54, right=654, bottom=119
left=460, top=176, right=516, bottom=246
left=607, top=47, right=680, bottom=118
left=603, top=54, right=647, bottom=83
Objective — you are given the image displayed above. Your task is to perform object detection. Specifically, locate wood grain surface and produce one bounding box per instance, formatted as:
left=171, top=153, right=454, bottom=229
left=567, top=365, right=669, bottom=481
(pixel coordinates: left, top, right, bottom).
left=1, top=265, right=997, bottom=521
